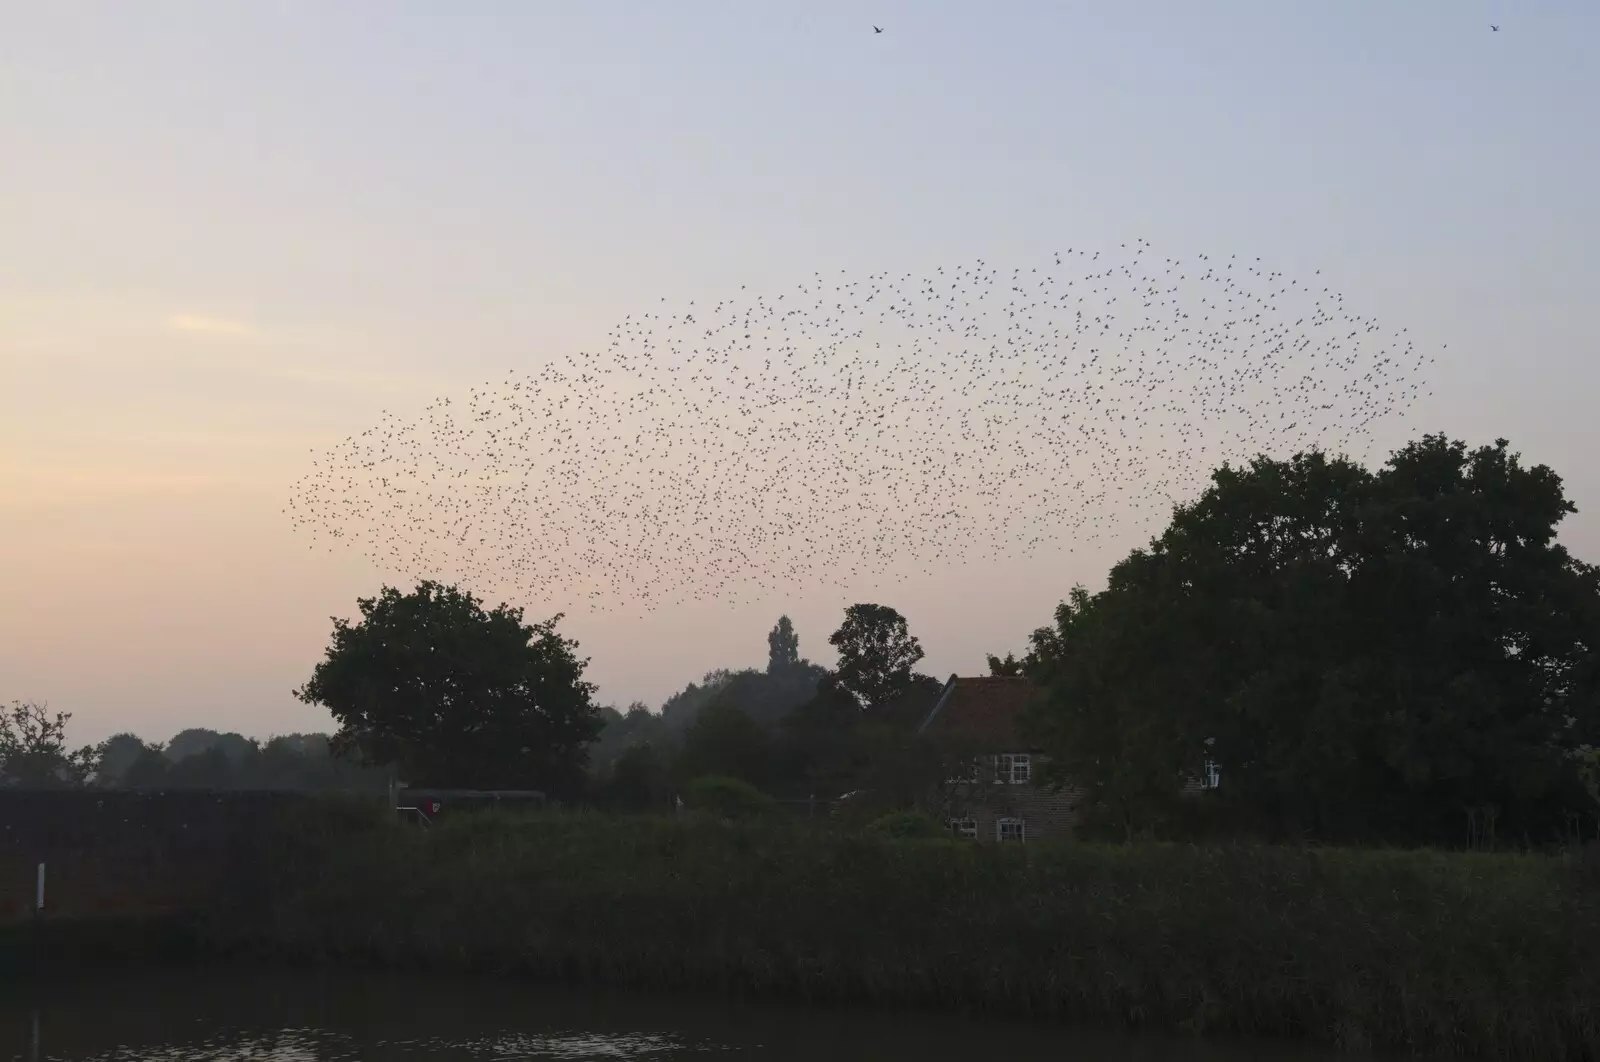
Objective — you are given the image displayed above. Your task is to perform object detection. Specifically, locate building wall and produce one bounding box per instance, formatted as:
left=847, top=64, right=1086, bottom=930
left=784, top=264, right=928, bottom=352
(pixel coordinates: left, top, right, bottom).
left=944, top=780, right=1087, bottom=842
left=943, top=770, right=1210, bottom=842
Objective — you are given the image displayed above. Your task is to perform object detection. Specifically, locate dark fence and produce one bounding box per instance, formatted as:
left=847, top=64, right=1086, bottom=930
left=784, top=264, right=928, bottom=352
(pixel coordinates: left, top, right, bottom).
left=0, top=789, right=316, bottom=853
left=773, top=797, right=826, bottom=817
left=0, top=788, right=855, bottom=921
left=395, top=788, right=545, bottom=820
left=0, top=790, right=323, bottom=922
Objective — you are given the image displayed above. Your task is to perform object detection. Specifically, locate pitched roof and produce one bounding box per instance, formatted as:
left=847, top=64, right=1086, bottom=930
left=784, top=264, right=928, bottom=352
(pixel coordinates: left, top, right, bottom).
left=915, top=674, right=1042, bottom=749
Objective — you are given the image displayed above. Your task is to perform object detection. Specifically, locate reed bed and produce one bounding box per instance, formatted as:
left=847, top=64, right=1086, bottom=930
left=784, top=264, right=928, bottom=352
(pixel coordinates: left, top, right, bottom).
left=202, top=804, right=1599, bottom=1059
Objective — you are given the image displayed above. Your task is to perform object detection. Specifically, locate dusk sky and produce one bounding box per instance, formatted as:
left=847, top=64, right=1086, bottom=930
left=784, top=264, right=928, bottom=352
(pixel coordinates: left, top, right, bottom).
left=4, top=1, right=1597, bottom=746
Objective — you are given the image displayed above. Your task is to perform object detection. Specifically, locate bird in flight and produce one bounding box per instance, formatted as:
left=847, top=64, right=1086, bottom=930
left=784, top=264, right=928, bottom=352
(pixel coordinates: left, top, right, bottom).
left=1490, top=24, right=1499, bottom=31
left=874, top=26, right=883, bottom=33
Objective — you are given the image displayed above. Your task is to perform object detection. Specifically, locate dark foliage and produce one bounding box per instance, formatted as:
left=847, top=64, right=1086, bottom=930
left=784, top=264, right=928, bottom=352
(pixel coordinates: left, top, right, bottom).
left=294, top=581, right=603, bottom=798
left=1023, top=435, right=1600, bottom=846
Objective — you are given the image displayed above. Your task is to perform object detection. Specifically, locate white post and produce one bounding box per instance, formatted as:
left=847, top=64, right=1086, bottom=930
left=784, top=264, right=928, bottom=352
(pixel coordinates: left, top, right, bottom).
left=34, top=863, right=45, bottom=913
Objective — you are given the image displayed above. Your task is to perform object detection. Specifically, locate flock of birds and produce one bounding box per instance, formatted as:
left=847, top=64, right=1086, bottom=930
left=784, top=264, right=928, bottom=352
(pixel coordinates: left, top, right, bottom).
left=286, top=241, right=1434, bottom=614
left=875, top=23, right=1503, bottom=32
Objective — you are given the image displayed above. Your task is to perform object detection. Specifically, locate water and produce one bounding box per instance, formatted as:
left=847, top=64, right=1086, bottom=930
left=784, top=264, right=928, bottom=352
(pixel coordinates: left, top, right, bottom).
left=4, top=967, right=1358, bottom=1061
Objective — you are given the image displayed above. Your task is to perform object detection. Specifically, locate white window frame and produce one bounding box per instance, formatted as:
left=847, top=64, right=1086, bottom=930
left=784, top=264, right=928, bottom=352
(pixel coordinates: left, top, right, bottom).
left=997, top=816, right=1026, bottom=843
left=948, top=817, right=978, bottom=840
left=995, top=753, right=1031, bottom=785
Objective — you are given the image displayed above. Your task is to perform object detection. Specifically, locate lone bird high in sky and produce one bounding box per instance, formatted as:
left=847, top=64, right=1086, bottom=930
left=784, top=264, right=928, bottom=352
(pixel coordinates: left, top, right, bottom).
left=286, top=242, right=1434, bottom=616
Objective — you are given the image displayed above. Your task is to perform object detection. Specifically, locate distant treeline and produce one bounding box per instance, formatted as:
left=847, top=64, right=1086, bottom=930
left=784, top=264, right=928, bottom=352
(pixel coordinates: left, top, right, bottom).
left=8, top=432, right=1600, bottom=849
left=0, top=600, right=935, bottom=807
left=580, top=612, right=945, bottom=816
left=0, top=716, right=392, bottom=793
left=99, top=729, right=392, bottom=792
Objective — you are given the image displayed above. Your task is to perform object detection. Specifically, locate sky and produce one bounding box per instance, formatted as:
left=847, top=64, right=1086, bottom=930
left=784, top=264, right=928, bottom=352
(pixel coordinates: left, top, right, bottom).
left=3, top=1, right=1597, bottom=746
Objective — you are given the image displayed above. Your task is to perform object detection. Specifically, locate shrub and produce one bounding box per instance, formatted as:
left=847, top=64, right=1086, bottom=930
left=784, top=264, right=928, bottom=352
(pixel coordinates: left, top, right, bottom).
left=864, top=809, right=947, bottom=840
left=681, top=775, right=779, bottom=820
left=828, top=788, right=890, bottom=827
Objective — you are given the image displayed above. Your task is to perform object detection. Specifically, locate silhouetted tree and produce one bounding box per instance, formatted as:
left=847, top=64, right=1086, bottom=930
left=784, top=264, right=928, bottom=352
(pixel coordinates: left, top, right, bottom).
left=709, top=666, right=826, bottom=730
left=164, top=728, right=226, bottom=762
left=0, top=700, right=99, bottom=788
left=604, top=741, right=672, bottom=813
left=829, top=604, right=925, bottom=712
left=986, top=652, right=1024, bottom=677
left=166, top=746, right=238, bottom=789
left=94, top=732, right=158, bottom=785
left=295, top=581, right=603, bottom=797
left=585, top=621, right=829, bottom=795
left=1024, top=435, right=1600, bottom=845
left=776, top=674, right=871, bottom=797
left=587, top=701, right=664, bottom=776
left=658, top=669, right=741, bottom=733
left=674, top=694, right=773, bottom=790
left=121, top=747, right=172, bottom=789
left=848, top=672, right=947, bottom=807
left=83, top=727, right=389, bottom=792
left=767, top=615, right=801, bottom=675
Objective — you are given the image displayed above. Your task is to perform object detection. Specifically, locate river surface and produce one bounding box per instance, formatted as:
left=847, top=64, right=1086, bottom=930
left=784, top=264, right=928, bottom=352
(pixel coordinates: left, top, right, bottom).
left=4, top=966, right=1366, bottom=1061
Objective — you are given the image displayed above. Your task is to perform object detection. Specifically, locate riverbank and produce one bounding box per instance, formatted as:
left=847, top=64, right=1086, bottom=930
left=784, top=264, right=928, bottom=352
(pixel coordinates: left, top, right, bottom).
left=3, top=963, right=1356, bottom=1062
left=7, top=802, right=1599, bottom=1058
left=215, top=805, right=1600, bottom=1058
left=0, top=914, right=205, bottom=974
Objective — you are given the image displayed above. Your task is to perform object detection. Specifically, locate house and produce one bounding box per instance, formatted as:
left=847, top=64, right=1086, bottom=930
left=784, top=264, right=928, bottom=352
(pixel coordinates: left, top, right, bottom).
left=915, top=674, right=1222, bottom=843
left=915, top=674, right=1083, bottom=843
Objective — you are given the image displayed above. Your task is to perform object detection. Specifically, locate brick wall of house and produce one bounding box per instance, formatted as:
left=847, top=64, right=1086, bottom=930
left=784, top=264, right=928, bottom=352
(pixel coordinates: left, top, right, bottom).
left=944, top=778, right=1087, bottom=843
left=945, top=772, right=1209, bottom=843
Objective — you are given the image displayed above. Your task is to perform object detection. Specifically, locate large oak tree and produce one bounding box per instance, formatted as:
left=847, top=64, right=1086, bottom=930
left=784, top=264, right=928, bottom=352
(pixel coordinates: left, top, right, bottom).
left=1023, top=435, right=1600, bottom=845
left=295, top=581, right=602, bottom=797
left=829, top=603, right=926, bottom=712
left=0, top=700, right=100, bottom=788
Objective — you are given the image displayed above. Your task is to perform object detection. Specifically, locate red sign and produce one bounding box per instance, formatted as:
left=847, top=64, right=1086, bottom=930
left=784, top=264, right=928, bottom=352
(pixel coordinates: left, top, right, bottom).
left=419, top=799, right=442, bottom=820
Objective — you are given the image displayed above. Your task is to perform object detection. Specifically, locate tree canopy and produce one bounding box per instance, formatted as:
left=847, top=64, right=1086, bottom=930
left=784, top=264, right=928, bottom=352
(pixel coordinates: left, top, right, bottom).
left=674, top=693, right=773, bottom=790
left=767, top=615, right=801, bottom=675
left=986, top=652, right=1025, bottom=677
left=584, top=608, right=932, bottom=806
left=165, top=727, right=258, bottom=763
left=95, top=733, right=157, bottom=785
left=294, top=580, right=603, bottom=796
left=829, top=603, right=926, bottom=712
left=1022, top=435, right=1600, bottom=845
left=603, top=741, right=672, bottom=813
left=774, top=604, right=941, bottom=800
left=94, top=728, right=388, bottom=792
left=0, top=701, right=99, bottom=788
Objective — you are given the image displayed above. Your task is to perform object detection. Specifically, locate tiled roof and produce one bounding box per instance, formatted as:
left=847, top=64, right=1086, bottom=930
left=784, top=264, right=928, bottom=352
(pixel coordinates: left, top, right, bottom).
left=915, top=675, right=1042, bottom=749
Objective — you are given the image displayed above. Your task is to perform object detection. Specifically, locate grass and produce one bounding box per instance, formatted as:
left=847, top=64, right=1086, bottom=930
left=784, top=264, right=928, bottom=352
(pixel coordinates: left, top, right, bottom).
left=180, top=802, right=1600, bottom=1059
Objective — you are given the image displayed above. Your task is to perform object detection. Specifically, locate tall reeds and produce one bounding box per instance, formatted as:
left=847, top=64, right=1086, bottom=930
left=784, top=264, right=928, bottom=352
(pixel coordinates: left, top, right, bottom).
left=208, top=805, right=1599, bottom=1059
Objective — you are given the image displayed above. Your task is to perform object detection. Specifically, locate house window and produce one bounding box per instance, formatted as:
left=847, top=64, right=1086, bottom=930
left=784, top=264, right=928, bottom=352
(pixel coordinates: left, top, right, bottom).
left=1203, top=758, right=1221, bottom=790
left=995, top=753, right=1031, bottom=785
left=948, top=817, right=978, bottom=840
left=997, top=817, right=1026, bottom=842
